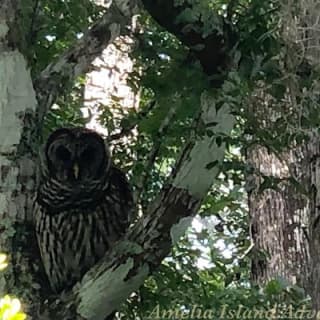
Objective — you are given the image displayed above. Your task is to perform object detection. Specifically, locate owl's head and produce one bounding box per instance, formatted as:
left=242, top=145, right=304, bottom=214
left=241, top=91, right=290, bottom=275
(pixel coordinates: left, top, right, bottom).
left=45, top=128, right=111, bottom=183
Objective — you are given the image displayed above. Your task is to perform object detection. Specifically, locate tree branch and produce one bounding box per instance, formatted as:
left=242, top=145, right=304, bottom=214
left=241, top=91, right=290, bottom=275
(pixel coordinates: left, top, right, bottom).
left=142, top=0, right=237, bottom=80
left=33, top=0, right=140, bottom=127
left=42, top=92, right=236, bottom=320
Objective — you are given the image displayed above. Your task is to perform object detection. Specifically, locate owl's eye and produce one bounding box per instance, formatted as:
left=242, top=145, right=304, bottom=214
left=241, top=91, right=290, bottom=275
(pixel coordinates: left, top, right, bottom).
left=80, top=146, right=95, bottom=162
left=56, top=146, right=71, bottom=162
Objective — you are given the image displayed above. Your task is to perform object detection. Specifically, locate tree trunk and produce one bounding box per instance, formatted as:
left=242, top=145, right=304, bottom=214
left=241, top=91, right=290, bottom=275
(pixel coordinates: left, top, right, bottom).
left=249, top=131, right=320, bottom=313
left=249, top=2, right=320, bottom=312
left=246, top=71, right=310, bottom=290
left=248, top=145, right=310, bottom=288
left=307, top=132, right=320, bottom=313
left=0, top=0, right=41, bottom=313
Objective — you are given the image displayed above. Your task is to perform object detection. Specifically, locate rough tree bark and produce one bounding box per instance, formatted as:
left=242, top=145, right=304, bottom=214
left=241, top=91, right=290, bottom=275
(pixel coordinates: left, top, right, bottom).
left=245, top=63, right=312, bottom=293
left=248, top=145, right=310, bottom=288
left=248, top=3, right=320, bottom=313
left=0, top=0, right=238, bottom=319
left=248, top=128, right=320, bottom=314
left=307, top=132, right=320, bottom=313
left=287, top=1, right=320, bottom=312
left=246, top=80, right=310, bottom=287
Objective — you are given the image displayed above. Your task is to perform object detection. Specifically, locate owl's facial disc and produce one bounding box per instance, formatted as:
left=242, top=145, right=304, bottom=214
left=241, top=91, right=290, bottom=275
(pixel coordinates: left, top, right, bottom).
left=46, top=128, right=110, bottom=184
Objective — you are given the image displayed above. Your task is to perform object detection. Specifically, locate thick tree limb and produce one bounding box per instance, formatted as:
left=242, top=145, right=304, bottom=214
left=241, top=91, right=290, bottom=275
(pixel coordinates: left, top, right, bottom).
left=33, top=0, right=140, bottom=125
left=42, top=92, right=236, bottom=320
left=142, top=0, right=237, bottom=79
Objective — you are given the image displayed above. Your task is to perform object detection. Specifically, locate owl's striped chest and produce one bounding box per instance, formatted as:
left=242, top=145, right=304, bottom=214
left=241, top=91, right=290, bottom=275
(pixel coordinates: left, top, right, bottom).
left=34, top=165, right=133, bottom=292
left=34, top=203, right=115, bottom=292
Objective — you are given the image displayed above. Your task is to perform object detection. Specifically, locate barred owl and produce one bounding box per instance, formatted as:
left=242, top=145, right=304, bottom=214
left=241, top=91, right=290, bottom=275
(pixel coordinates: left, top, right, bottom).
left=34, top=127, right=133, bottom=292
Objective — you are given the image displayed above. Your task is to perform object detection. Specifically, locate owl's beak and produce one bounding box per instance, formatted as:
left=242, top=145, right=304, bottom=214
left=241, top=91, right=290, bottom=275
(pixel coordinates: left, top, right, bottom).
left=73, top=163, right=79, bottom=179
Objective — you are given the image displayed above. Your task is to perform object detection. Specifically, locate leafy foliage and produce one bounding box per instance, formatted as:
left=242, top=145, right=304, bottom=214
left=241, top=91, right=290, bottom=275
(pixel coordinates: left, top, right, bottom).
left=0, top=255, right=26, bottom=320
left=22, top=0, right=101, bottom=75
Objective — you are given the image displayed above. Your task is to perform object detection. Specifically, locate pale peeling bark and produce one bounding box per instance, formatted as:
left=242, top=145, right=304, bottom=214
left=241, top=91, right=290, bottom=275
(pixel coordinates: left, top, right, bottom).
left=34, top=0, right=139, bottom=124
left=41, top=92, right=236, bottom=320
left=0, top=0, right=40, bottom=313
